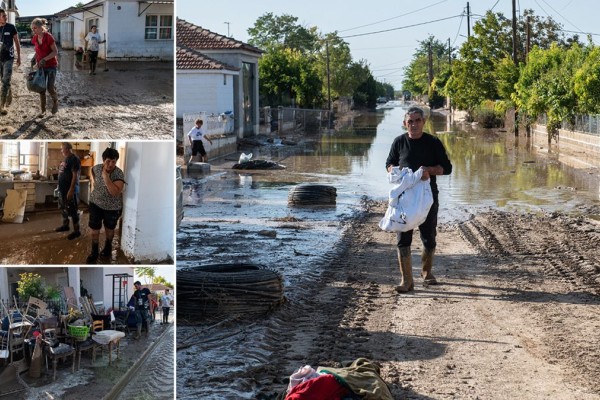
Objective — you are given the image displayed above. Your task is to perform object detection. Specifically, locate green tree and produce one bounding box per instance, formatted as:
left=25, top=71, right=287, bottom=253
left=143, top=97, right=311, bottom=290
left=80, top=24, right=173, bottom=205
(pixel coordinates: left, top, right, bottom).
left=573, top=46, right=600, bottom=114
left=135, top=267, right=156, bottom=285
left=17, top=272, right=44, bottom=300
left=154, top=276, right=173, bottom=288
left=247, top=13, right=319, bottom=53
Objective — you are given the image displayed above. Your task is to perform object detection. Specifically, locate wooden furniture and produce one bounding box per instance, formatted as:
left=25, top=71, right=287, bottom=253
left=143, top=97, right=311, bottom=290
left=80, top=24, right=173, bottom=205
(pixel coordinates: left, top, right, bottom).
left=92, top=330, right=125, bottom=366
left=12, top=182, right=35, bottom=212
left=44, top=342, right=75, bottom=381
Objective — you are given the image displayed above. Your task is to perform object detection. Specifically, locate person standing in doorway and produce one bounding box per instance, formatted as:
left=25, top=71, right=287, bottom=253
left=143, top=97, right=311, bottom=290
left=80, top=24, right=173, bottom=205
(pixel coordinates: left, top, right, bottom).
left=187, top=118, right=213, bottom=164
left=160, top=289, right=173, bottom=324
left=385, top=106, right=452, bottom=292
left=56, top=142, right=82, bottom=240
left=86, top=147, right=125, bottom=264
left=0, top=9, right=21, bottom=115
left=31, top=17, right=59, bottom=116
left=84, top=25, right=105, bottom=76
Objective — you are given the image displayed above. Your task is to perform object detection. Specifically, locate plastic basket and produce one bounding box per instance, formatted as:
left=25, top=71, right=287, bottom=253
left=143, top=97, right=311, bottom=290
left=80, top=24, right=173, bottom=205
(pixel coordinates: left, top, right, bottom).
left=68, top=325, right=90, bottom=341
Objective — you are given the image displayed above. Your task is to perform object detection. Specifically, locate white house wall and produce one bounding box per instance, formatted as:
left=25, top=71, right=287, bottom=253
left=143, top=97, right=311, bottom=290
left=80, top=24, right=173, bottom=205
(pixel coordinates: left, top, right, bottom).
left=107, top=1, right=173, bottom=60
left=176, top=71, right=235, bottom=119
left=120, top=142, right=175, bottom=262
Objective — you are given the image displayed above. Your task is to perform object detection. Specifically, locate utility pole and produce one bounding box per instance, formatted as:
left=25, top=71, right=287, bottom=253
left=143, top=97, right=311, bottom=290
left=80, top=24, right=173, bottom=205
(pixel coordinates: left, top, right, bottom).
left=427, top=40, right=433, bottom=87
left=326, top=40, right=332, bottom=129
left=448, top=38, right=451, bottom=66
left=467, top=2, right=471, bottom=38
left=525, top=15, right=531, bottom=62
left=512, top=0, right=519, bottom=137
left=224, top=21, right=230, bottom=37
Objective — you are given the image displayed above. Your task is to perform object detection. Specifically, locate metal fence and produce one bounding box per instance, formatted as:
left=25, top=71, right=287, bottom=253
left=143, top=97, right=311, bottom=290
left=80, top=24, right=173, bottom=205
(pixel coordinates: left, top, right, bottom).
left=261, top=106, right=332, bottom=134
left=537, top=114, right=600, bottom=136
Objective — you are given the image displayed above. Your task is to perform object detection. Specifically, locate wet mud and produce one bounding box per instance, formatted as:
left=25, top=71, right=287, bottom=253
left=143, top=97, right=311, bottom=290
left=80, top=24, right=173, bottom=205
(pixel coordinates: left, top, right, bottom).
left=0, top=47, right=173, bottom=139
left=0, top=209, right=132, bottom=265
left=178, top=200, right=600, bottom=399
left=6, top=320, right=172, bottom=399
left=176, top=109, right=600, bottom=399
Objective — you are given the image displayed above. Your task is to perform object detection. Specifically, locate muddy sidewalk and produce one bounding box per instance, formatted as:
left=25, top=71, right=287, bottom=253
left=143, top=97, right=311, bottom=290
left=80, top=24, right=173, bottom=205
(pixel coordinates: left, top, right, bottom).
left=0, top=47, right=173, bottom=140
left=177, top=200, right=600, bottom=399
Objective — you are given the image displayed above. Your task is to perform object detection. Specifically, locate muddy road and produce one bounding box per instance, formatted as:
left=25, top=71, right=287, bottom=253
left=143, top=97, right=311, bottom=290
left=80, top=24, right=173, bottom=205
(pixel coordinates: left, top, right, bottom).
left=178, top=200, right=600, bottom=399
left=0, top=47, right=173, bottom=139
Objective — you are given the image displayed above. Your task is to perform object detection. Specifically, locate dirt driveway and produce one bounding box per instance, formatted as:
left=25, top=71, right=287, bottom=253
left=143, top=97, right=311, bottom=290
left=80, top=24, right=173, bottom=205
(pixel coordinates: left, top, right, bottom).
left=0, top=47, right=173, bottom=140
left=178, top=198, right=600, bottom=399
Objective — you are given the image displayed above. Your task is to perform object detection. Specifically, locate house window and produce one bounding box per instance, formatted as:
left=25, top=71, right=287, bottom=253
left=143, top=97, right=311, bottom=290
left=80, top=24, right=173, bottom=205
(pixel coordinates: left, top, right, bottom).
left=87, top=18, right=99, bottom=32
left=145, top=15, right=173, bottom=40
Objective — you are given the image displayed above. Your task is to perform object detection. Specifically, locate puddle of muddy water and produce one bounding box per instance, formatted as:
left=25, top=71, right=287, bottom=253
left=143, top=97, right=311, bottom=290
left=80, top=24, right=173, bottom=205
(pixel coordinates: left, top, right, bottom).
left=176, top=105, right=600, bottom=398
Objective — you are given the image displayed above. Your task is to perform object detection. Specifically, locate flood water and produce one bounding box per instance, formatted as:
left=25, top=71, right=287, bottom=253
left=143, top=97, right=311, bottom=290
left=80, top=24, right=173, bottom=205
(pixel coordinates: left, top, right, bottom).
left=176, top=105, right=600, bottom=398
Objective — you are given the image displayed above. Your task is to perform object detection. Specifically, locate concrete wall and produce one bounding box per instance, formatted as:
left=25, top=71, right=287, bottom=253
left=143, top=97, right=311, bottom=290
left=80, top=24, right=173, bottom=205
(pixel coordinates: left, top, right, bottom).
left=120, top=142, right=175, bottom=263
left=532, top=124, right=600, bottom=157
left=176, top=71, right=236, bottom=118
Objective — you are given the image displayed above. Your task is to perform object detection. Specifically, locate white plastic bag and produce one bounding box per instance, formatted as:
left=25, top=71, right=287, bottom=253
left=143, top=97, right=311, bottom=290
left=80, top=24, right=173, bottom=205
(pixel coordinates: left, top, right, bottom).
left=379, top=167, right=433, bottom=232
left=238, top=152, right=252, bottom=164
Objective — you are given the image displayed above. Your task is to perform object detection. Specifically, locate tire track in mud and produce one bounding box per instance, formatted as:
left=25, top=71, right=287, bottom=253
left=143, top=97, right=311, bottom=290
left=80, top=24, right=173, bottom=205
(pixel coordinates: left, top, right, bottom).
left=116, top=326, right=174, bottom=400
left=456, top=210, right=600, bottom=394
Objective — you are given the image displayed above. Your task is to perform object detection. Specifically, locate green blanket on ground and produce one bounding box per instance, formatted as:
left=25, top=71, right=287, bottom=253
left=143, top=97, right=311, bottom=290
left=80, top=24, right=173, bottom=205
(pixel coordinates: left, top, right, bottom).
left=318, top=357, right=393, bottom=400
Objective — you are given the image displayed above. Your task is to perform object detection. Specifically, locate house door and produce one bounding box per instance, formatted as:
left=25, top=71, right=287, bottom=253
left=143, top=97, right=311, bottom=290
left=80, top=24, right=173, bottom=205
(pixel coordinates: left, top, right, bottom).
left=242, top=62, right=255, bottom=136
left=61, top=21, right=74, bottom=49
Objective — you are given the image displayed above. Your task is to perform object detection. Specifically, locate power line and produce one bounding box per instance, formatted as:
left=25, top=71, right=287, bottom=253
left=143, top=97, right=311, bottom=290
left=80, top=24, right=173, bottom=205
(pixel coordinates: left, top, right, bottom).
left=539, top=0, right=583, bottom=32
left=340, top=15, right=463, bottom=39
left=338, top=0, right=449, bottom=33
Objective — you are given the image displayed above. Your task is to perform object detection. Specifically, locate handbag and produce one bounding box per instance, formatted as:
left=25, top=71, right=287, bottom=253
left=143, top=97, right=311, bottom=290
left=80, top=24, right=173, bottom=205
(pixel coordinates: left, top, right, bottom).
left=26, top=68, right=46, bottom=93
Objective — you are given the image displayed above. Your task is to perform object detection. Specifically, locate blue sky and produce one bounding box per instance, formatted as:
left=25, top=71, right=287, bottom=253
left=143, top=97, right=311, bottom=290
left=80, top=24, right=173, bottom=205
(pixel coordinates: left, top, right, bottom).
left=177, top=0, right=600, bottom=89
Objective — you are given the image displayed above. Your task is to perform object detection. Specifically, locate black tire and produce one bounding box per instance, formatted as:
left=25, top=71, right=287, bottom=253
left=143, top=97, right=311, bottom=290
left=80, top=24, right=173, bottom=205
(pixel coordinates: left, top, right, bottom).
left=177, top=264, right=285, bottom=322
left=288, top=184, right=336, bottom=206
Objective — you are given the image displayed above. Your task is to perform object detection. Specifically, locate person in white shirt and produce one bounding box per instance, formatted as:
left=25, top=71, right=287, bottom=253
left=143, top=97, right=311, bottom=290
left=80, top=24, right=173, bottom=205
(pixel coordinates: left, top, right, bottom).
left=187, top=118, right=213, bottom=164
left=84, top=25, right=105, bottom=75
left=160, top=289, right=173, bottom=324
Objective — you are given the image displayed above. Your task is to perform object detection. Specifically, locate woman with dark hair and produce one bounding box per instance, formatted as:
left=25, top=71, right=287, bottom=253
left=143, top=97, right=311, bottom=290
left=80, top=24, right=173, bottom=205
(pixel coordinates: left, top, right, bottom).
left=31, top=17, right=59, bottom=116
left=86, top=147, right=126, bottom=264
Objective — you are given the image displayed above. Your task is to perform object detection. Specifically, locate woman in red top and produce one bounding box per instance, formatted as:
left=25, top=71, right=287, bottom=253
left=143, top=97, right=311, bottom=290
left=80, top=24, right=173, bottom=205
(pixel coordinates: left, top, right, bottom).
left=31, top=18, right=59, bottom=117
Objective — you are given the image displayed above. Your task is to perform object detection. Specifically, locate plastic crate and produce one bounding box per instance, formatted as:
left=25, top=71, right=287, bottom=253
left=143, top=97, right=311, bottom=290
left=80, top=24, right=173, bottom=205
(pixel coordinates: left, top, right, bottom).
left=68, top=325, right=90, bottom=341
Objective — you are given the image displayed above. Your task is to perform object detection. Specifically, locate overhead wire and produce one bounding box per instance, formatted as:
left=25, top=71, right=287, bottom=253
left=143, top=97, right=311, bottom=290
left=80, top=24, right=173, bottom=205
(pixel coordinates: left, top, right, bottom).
left=338, top=0, right=449, bottom=33
left=339, top=15, right=463, bottom=39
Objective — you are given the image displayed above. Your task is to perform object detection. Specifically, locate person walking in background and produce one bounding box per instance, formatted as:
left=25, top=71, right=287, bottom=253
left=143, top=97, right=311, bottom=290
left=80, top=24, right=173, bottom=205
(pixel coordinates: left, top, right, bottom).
left=160, top=289, right=173, bottom=324
left=86, top=147, right=125, bottom=264
left=31, top=17, right=59, bottom=117
left=56, top=142, right=82, bottom=240
left=84, top=25, right=105, bottom=75
left=187, top=118, right=213, bottom=164
left=385, top=106, right=452, bottom=292
left=0, top=8, right=20, bottom=115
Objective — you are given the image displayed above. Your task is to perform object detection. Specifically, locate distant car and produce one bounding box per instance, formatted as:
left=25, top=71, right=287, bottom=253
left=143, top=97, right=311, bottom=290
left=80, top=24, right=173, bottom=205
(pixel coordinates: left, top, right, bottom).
left=176, top=165, right=183, bottom=229
left=18, top=32, right=32, bottom=46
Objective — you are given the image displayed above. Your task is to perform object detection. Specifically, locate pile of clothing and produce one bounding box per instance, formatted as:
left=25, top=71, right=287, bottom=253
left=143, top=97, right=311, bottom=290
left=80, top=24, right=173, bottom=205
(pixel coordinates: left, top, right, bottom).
left=280, top=358, right=394, bottom=400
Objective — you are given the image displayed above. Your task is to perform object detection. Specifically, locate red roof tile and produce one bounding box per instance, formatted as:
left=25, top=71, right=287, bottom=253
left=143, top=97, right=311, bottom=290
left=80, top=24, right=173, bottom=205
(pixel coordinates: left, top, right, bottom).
left=176, top=46, right=240, bottom=71
left=177, top=18, right=262, bottom=54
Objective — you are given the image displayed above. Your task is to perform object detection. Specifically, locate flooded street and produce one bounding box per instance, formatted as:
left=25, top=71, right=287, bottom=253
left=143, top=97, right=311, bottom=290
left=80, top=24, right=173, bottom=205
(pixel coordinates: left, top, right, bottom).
left=176, top=106, right=600, bottom=399
left=0, top=47, right=173, bottom=139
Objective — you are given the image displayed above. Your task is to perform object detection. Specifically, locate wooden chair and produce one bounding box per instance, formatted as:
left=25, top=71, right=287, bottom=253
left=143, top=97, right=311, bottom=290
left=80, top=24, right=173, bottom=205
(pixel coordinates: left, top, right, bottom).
left=0, top=330, right=9, bottom=366
left=92, top=320, right=104, bottom=333
left=24, top=297, right=50, bottom=321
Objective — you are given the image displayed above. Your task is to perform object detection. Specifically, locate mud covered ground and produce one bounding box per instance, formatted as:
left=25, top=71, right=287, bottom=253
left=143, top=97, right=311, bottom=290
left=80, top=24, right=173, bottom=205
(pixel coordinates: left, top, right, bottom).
left=0, top=46, right=173, bottom=139
left=177, top=199, right=600, bottom=399
left=1, top=319, right=173, bottom=400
